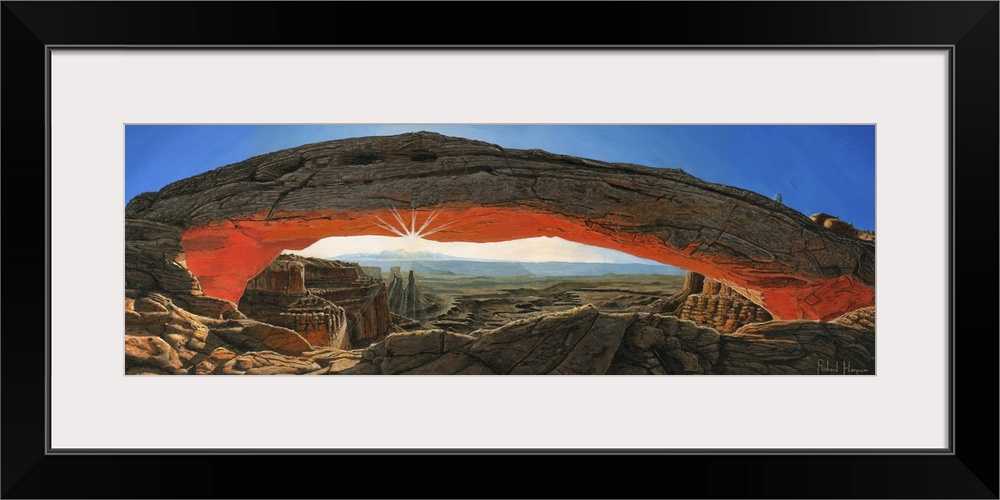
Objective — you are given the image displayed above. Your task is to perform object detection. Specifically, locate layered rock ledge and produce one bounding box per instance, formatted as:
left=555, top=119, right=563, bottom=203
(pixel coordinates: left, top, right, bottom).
left=127, top=298, right=875, bottom=376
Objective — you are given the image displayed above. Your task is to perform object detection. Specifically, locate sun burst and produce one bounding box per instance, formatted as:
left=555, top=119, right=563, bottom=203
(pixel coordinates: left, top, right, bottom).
left=371, top=204, right=460, bottom=251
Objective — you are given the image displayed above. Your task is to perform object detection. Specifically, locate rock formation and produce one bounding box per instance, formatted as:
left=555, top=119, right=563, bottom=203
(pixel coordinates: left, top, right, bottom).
left=125, top=132, right=875, bottom=321
left=126, top=288, right=874, bottom=375
left=676, top=287, right=772, bottom=333
left=654, top=271, right=771, bottom=333
left=238, top=255, right=392, bottom=349
left=359, top=266, right=383, bottom=280
left=125, top=219, right=243, bottom=319
left=650, top=271, right=706, bottom=312
left=386, top=267, right=433, bottom=321
left=653, top=271, right=772, bottom=332
left=810, top=213, right=875, bottom=242
left=715, top=307, right=876, bottom=375
left=328, top=305, right=875, bottom=375
left=125, top=292, right=315, bottom=374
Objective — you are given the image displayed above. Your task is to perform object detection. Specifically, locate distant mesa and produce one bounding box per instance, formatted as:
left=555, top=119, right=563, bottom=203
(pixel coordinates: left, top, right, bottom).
left=336, top=249, right=474, bottom=262
left=330, top=250, right=685, bottom=277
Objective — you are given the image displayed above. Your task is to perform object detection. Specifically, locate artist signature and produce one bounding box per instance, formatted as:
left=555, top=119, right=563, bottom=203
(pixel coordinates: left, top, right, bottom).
left=816, top=359, right=870, bottom=375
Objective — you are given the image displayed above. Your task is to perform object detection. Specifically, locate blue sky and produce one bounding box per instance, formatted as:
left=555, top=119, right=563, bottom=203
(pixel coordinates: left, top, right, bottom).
left=125, top=125, right=875, bottom=231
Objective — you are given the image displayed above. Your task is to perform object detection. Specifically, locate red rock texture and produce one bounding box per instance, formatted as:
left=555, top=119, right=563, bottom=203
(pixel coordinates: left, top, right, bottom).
left=179, top=204, right=872, bottom=320
left=128, top=132, right=875, bottom=321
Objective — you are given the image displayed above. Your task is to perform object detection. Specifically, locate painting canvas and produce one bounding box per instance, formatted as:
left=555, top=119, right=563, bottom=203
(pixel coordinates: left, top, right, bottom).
left=124, top=125, right=875, bottom=375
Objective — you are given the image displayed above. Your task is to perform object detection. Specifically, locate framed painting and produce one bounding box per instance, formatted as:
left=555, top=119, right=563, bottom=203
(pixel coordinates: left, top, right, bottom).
left=4, top=2, right=996, bottom=498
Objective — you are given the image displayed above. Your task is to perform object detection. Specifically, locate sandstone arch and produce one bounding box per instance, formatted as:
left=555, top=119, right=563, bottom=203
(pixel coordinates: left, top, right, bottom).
left=126, top=132, right=875, bottom=321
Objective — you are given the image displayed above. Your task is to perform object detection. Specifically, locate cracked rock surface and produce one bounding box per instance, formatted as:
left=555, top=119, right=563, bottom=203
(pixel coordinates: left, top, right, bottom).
left=126, top=131, right=874, bottom=320
left=126, top=294, right=874, bottom=375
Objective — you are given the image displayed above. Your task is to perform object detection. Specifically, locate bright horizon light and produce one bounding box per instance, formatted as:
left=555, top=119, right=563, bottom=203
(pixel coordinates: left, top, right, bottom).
left=286, top=235, right=670, bottom=265
left=286, top=204, right=677, bottom=266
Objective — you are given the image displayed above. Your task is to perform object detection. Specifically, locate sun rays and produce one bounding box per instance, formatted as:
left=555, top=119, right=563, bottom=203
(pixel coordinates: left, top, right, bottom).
left=370, top=203, right=468, bottom=252
left=371, top=204, right=462, bottom=242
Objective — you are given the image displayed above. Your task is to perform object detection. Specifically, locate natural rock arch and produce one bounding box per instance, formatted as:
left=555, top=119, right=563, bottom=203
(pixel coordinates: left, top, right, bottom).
left=126, top=132, right=875, bottom=321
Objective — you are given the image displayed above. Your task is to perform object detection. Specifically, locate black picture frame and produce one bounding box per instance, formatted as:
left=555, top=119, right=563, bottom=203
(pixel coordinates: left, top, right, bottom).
left=3, top=2, right=996, bottom=498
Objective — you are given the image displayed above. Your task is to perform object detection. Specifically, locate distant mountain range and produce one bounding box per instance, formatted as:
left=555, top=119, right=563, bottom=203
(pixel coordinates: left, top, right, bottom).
left=336, top=250, right=476, bottom=262
left=329, top=250, right=684, bottom=277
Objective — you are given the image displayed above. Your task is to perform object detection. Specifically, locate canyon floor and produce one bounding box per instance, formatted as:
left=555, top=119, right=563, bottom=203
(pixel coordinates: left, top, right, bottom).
left=410, top=273, right=686, bottom=334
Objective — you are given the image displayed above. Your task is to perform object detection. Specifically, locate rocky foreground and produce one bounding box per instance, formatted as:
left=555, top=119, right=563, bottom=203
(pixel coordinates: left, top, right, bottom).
left=126, top=290, right=874, bottom=375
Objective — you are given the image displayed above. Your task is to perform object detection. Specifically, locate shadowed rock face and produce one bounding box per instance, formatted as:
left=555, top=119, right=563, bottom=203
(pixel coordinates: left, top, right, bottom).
left=344, top=305, right=875, bottom=375
left=124, top=219, right=243, bottom=320
left=332, top=305, right=875, bottom=375
left=126, top=131, right=874, bottom=320
left=125, top=297, right=875, bottom=376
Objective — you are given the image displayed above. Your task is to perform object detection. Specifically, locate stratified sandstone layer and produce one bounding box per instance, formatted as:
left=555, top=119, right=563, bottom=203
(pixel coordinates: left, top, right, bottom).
left=654, top=271, right=772, bottom=333
left=238, top=254, right=392, bottom=349
left=126, top=132, right=875, bottom=321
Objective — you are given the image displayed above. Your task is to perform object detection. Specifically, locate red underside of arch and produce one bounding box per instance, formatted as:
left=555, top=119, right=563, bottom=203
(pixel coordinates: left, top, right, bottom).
left=180, top=207, right=874, bottom=321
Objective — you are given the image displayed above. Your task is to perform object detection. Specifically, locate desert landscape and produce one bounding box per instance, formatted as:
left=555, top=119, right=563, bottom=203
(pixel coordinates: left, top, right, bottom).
left=124, top=131, right=875, bottom=375
left=414, top=272, right=687, bottom=335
